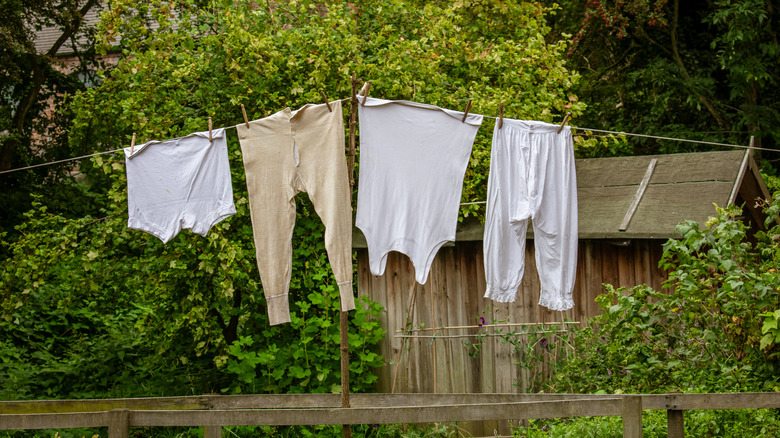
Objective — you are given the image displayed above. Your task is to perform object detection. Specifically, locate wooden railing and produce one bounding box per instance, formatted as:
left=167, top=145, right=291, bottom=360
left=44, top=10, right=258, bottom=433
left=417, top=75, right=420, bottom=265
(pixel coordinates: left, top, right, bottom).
left=1, top=392, right=779, bottom=437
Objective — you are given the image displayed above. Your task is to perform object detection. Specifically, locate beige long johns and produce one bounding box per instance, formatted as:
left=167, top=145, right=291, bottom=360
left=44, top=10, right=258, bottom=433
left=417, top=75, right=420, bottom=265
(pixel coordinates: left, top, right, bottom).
left=238, top=101, right=355, bottom=325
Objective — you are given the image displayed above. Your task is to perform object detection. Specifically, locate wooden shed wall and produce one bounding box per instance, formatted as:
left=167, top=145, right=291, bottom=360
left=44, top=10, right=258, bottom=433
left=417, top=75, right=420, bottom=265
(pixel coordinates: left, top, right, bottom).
left=357, top=239, right=666, bottom=397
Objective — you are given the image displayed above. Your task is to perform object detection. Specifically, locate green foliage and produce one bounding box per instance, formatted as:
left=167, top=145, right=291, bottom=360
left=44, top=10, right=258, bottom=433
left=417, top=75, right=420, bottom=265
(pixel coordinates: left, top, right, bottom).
left=0, top=174, right=385, bottom=400
left=0, top=0, right=105, bottom=243
left=513, top=409, right=780, bottom=437
left=224, top=293, right=384, bottom=395
left=465, top=309, right=576, bottom=393
left=545, top=0, right=780, bottom=159
left=507, top=194, right=780, bottom=436
left=1, top=0, right=584, bottom=424
left=72, top=0, right=585, bottom=220
left=546, top=200, right=780, bottom=394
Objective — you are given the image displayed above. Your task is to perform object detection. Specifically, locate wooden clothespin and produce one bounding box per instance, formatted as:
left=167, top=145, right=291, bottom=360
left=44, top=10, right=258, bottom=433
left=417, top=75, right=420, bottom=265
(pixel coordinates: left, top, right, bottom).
left=130, top=132, right=136, bottom=155
left=498, top=102, right=504, bottom=129
left=241, top=104, right=249, bottom=128
left=557, top=112, right=571, bottom=134
left=461, top=99, right=472, bottom=123
left=208, top=116, right=213, bottom=142
left=360, top=81, right=371, bottom=106
left=320, top=90, right=332, bottom=112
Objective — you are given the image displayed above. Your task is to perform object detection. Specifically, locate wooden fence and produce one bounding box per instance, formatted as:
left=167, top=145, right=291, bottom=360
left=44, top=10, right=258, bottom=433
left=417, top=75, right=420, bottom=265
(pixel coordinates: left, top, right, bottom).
left=357, top=240, right=667, bottom=397
left=2, top=392, right=780, bottom=438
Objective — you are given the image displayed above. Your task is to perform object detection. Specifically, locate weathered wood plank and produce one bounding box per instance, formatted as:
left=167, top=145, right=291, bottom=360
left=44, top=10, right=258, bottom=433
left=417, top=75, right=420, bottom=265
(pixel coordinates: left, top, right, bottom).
left=728, top=150, right=750, bottom=205
left=585, top=241, right=604, bottom=322
left=616, top=244, right=635, bottom=289
left=0, top=396, right=206, bottom=414
left=620, top=158, right=657, bottom=231
left=3, top=392, right=780, bottom=421
left=442, top=247, right=463, bottom=395
left=622, top=395, right=643, bottom=438
left=576, top=150, right=743, bottom=188
left=461, top=242, right=482, bottom=395
left=386, top=252, right=403, bottom=393
left=667, top=410, right=684, bottom=438
left=642, top=392, right=780, bottom=410
left=358, top=249, right=391, bottom=393
left=578, top=186, right=636, bottom=237
left=398, top=255, right=418, bottom=393
left=627, top=182, right=733, bottom=237
left=109, top=408, right=131, bottom=438
left=128, top=399, right=624, bottom=427
left=601, top=242, right=620, bottom=294
left=203, top=425, right=222, bottom=438
left=0, top=411, right=109, bottom=430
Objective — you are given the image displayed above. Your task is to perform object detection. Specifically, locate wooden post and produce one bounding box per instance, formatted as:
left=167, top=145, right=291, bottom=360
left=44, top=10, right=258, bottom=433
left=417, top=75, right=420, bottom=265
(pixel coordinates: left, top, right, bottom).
left=338, top=72, right=362, bottom=438
left=622, top=395, right=643, bottom=438
left=347, top=73, right=358, bottom=187
left=204, top=426, right=222, bottom=438
left=667, top=409, right=684, bottom=438
left=107, top=409, right=130, bottom=438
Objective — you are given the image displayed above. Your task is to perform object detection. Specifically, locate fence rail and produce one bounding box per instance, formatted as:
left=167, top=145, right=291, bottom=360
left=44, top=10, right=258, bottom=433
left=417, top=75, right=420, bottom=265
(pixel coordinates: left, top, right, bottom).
left=1, top=392, right=779, bottom=437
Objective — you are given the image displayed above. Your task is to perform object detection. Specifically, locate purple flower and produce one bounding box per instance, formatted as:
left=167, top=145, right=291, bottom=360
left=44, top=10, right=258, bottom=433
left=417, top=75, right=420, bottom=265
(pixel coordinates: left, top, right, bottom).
left=607, top=369, right=613, bottom=376
left=478, top=317, right=485, bottom=327
left=539, top=338, right=548, bottom=349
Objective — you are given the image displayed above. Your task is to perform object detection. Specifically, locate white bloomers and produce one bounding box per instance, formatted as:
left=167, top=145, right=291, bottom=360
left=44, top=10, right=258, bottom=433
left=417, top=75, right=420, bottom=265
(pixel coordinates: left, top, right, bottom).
left=483, top=119, right=578, bottom=311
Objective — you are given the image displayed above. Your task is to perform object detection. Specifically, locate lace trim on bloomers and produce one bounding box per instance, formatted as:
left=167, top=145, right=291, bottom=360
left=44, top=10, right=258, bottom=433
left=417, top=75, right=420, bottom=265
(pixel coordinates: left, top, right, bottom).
left=485, top=285, right=573, bottom=311
left=484, top=285, right=518, bottom=303
left=538, top=292, right=574, bottom=312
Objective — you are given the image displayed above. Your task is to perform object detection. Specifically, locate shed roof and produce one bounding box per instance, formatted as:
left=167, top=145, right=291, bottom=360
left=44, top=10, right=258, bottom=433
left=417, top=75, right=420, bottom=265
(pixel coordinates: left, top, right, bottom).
left=353, top=149, right=772, bottom=247
left=573, top=149, right=771, bottom=239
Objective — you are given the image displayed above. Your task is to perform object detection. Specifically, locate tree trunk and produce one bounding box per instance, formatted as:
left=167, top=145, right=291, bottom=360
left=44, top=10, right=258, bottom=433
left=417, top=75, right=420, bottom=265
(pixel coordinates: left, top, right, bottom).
left=669, top=0, right=729, bottom=131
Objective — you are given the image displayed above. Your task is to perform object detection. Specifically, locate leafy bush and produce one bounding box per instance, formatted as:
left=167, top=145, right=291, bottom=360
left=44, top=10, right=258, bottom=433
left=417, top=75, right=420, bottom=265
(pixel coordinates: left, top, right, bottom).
left=510, top=192, right=780, bottom=436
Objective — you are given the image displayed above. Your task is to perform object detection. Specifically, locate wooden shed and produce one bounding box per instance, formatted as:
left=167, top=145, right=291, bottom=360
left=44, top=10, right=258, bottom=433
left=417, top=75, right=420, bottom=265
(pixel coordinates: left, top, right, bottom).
left=353, top=150, right=772, bottom=412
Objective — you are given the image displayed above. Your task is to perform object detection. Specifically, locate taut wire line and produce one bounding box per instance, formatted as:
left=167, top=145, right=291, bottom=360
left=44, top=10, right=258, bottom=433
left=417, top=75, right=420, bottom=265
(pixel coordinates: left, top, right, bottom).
left=1, top=97, right=775, bottom=176
left=0, top=98, right=353, bottom=176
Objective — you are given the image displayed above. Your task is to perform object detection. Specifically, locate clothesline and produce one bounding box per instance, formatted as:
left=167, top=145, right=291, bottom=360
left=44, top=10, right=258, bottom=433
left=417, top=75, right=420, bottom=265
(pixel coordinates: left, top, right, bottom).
left=1, top=97, right=775, bottom=176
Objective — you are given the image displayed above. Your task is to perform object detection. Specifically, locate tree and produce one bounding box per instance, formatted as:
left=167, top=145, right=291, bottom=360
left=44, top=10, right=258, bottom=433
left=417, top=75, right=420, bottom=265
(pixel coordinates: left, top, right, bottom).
left=0, top=0, right=102, bottom=241
left=1, top=0, right=583, bottom=421
left=545, top=0, right=780, bottom=158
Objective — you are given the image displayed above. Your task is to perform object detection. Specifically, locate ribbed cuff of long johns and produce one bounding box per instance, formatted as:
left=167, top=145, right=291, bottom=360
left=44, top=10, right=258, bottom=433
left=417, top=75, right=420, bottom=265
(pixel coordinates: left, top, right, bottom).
left=267, top=294, right=291, bottom=326
left=338, top=281, right=355, bottom=312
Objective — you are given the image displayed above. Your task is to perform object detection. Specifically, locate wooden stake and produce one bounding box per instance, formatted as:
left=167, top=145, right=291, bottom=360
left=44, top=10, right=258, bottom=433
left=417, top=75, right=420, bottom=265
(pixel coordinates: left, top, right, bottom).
left=130, top=133, right=136, bottom=155
left=348, top=74, right=359, bottom=186
left=338, top=73, right=363, bottom=438
left=429, top=280, right=437, bottom=394
left=208, top=117, right=213, bottom=142
left=391, top=284, right=419, bottom=393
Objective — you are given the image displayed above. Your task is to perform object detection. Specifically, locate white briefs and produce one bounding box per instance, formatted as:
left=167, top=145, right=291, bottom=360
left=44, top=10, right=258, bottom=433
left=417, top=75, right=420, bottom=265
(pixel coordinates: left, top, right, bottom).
left=483, top=119, right=578, bottom=311
left=124, top=128, right=236, bottom=243
left=356, top=96, right=483, bottom=284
